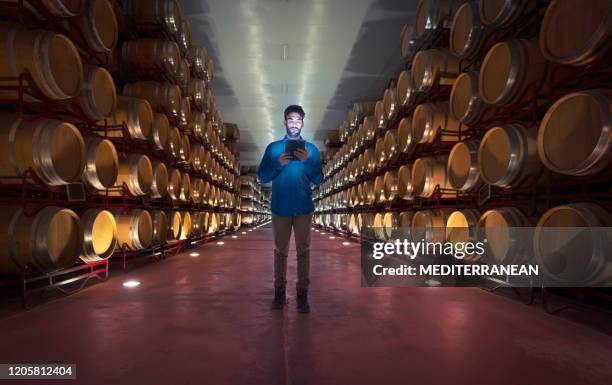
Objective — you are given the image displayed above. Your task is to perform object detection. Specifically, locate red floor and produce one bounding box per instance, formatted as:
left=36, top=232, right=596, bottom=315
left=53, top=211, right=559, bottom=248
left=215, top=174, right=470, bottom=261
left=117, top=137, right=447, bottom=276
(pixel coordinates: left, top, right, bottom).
left=1, top=224, right=611, bottom=385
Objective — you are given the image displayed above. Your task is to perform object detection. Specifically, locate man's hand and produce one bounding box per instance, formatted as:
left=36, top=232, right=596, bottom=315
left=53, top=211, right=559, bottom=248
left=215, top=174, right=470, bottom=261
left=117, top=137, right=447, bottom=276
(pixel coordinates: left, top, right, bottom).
left=279, top=152, right=292, bottom=166
left=295, top=148, right=309, bottom=162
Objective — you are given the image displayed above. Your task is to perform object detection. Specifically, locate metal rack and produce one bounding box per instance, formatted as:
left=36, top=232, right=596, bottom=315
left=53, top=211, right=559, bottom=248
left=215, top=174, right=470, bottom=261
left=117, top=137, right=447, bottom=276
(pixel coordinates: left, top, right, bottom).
left=0, top=74, right=242, bottom=307
left=0, top=259, right=109, bottom=310
left=111, top=228, right=236, bottom=270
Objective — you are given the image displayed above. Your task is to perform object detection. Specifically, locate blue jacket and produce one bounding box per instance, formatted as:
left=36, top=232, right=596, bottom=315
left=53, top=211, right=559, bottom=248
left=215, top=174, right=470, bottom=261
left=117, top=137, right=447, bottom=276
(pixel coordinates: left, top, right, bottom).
left=257, top=134, right=324, bottom=216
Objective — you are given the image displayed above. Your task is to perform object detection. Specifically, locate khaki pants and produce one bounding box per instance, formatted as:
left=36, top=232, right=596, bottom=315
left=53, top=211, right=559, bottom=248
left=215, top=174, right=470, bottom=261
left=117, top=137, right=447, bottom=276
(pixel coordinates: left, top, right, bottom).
left=272, top=213, right=313, bottom=291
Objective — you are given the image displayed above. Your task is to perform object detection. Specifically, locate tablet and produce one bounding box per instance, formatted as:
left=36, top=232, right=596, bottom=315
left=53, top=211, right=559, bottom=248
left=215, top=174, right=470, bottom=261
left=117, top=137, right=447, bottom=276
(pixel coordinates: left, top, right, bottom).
left=285, top=139, right=306, bottom=160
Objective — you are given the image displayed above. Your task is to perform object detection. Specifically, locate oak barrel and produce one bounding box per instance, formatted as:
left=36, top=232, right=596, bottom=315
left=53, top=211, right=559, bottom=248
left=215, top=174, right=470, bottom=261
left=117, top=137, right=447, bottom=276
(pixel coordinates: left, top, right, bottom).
left=479, top=38, right=546, bottom=106
left=81, top=208, right=117, bottom=262
left=477, top=207, right=537, bottom=264
left=0, top=114, right=86, bottom=186
left=478, top=124, right=541, bottom=188
left=83, top=136, right=118, bottom=190
left=412, top=208, right=454, bottom=243
left=121, top=38, right=180, bottom=78
left=534, top=203, right=612, bottom=284
left=412, top=101, right=461, bottom=144
left=0, top=206, right=82, bottom=273
left=123, top=81, right=181, bottom=119
left=449, top=71, right=494, bottom=125
left=76, top=0, right=118, bottom=53
left=412, top=156, right=452, bottom=198
left=114, top=154, right=153, bottom=196
left=105, top=96, right=153, bottom=140
left=150, top=161, right=168, bottom=198
left=537, top=89, right=612, bottom=176
left=78, top=65, right=117, bottom=121
left=0, top=22, right=83, bottom=101
left=539, top=0, right=612, bottom=66
left=447, top=139, right=482, bottom=192
left=411, top=48, right=460, bottom=92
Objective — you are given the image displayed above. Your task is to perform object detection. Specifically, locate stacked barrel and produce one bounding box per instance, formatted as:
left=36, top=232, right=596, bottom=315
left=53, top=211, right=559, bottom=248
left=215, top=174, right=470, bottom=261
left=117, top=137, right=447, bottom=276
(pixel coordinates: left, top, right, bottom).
left=315, top=0, right=612, bottom=285
left=239, top=168, right=271, bottom=226
left=0, top=0, right=241, bottom=276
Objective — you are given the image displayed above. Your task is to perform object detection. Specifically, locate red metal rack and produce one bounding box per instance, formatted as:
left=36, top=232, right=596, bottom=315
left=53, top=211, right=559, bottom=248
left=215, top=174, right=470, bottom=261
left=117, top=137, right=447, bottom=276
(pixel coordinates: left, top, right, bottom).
left=0, top=259, right=109, bottom=310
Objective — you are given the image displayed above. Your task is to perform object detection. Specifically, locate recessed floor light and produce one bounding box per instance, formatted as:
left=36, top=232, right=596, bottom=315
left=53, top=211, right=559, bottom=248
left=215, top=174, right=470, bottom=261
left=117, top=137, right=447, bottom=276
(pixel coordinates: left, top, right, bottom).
left=329, top=236, right=335, bottom=239
left=122, top=280, right=140, bottom=288
left=232, top=235, right=237, bottom=238
left=189, top=252, right=200, bottom=257
left=242, top=232, right=247, bottom=234
left=217, top=241, right=225, bottom=245
left=342, top=242, right=350, bottom=245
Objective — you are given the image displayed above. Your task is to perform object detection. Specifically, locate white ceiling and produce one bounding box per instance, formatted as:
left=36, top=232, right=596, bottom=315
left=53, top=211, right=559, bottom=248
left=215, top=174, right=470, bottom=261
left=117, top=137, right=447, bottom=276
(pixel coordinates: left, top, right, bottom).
left=183, top=0, right=416, bottom=165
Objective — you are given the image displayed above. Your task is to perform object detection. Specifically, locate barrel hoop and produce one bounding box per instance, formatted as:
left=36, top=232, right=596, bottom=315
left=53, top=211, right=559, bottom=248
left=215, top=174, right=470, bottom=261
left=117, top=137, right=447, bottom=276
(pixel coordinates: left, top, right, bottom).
left=7, top=117, right=22, bottom=177
left=570, top=91, right=612, bottom=174
left=6, top=209, right=24, bottom=270
left=37, top=31, right=63, bottom=99
left=34, top=121, right=60, bottom=185
left=129, top=212, right=139, bottom=249
left=30, top=207, right=55, bottom=269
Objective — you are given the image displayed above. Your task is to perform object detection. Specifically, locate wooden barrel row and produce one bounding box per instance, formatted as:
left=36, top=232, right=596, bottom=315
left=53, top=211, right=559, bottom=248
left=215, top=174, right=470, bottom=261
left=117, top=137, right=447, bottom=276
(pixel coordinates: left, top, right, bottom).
left=447, top=0, right=612, bottom=66
left=322, top=86, right=611, bottom=196
left=0, top=0, right=242, bottom=279
left=238, top=174, right=269, bottom=215
left=335, top=0, right=612, bottom=171
left=187, top=45, right=214, bottom=82
left=318, top=202, right=612, bottom=284
left=0, top=113, right=236, bottom=194
left=121, top=38, right=214, bottom=94
left=122, top=0, right=182, bottom=42
left=119, top=40, right=215, bottom=108
left=327, top=0, right=612, bottom=186
left=241, top=213, right=270, bottom=226
left=0, top=205, right=239, bottom=274
left=399, top=0, right=610, bottom=67
left=103, top=95, right=237, bottom=171
left=323, top=125, right=534, bottom=202
left=0, top=21, right=106, bottom=106
left=111, top=153, right=235, bottom=204
left=0, top=19, right=224, bottom=160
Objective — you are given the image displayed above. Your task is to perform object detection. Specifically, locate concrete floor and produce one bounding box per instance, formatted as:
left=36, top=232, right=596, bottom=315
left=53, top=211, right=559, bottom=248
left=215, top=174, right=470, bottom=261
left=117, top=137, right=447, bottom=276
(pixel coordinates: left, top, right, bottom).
left=0, top=224, right=611, bottom=385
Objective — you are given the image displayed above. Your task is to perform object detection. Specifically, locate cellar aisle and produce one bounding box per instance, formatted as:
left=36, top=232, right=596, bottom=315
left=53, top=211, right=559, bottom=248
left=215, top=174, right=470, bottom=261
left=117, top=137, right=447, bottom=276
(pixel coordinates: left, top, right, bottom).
left=0, top=225, right=611, bottom=385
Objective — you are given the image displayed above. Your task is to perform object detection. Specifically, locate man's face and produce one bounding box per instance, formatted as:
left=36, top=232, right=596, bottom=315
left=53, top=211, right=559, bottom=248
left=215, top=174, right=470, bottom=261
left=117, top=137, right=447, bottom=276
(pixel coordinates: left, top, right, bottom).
left=284, top=112, right=304, bottom=138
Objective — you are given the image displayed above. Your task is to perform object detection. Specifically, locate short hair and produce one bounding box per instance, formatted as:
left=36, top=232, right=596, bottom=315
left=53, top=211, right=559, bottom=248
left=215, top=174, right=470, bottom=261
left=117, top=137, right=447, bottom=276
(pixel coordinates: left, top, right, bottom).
left=284, top=105, right=305, bottom=120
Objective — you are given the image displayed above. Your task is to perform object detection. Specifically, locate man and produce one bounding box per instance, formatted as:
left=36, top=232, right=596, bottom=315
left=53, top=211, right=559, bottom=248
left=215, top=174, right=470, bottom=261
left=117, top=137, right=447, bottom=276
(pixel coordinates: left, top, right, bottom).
left=257, top=105, right=324, bottom=313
